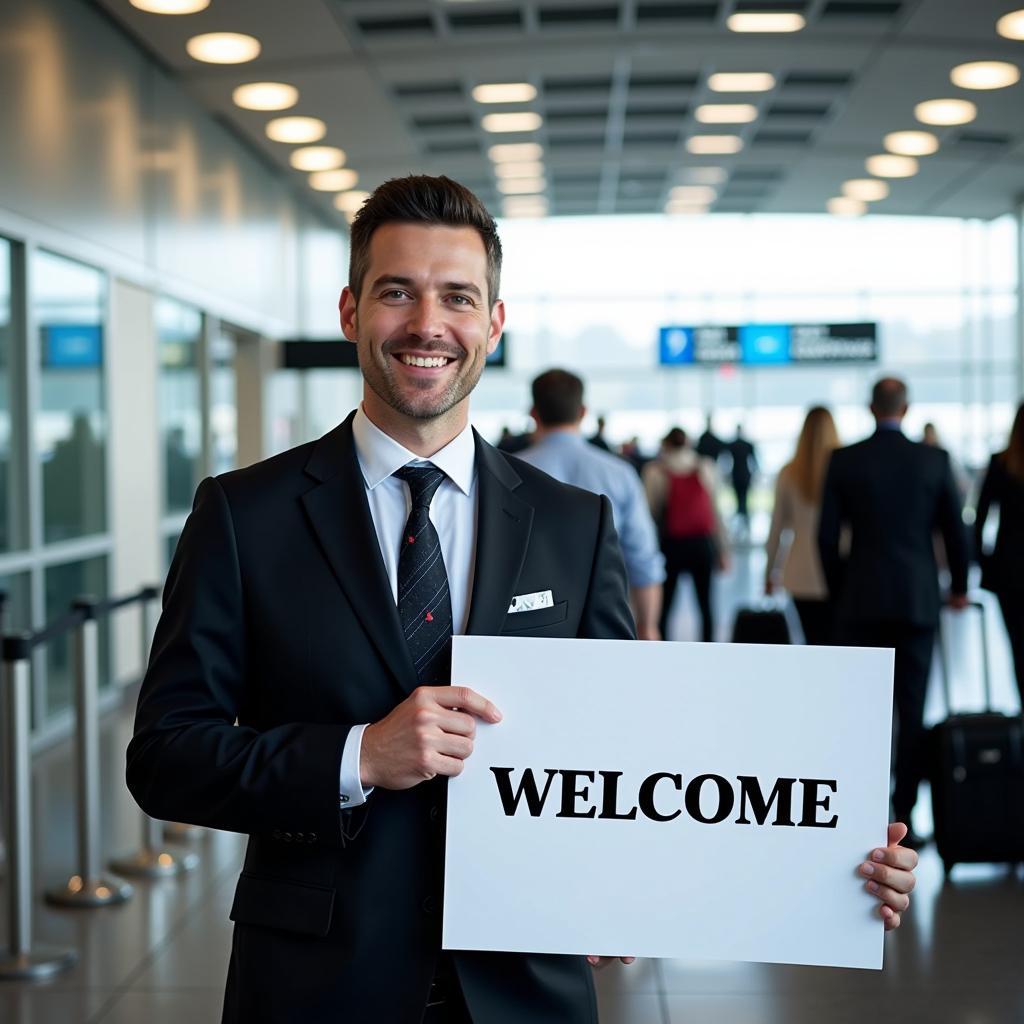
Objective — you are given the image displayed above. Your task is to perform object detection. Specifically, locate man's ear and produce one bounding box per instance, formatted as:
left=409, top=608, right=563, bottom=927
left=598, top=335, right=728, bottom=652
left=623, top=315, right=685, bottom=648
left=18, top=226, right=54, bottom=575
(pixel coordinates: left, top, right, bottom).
left=578, top=404, right=588, bottom=426
left=340, top=287, right=358, bottom=341
left=486, top=299, right=506, bottom=355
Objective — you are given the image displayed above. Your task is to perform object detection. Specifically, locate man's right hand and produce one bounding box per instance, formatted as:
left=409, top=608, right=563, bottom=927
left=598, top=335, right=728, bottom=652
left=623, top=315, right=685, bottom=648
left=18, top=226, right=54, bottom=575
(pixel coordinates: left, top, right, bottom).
left=360, top=686, right=502, bottom=791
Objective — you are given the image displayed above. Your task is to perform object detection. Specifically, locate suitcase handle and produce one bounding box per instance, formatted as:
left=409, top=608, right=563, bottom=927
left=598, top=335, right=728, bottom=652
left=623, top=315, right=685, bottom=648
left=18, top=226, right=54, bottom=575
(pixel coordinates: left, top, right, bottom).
left=937, top=599, right=993, bottom=715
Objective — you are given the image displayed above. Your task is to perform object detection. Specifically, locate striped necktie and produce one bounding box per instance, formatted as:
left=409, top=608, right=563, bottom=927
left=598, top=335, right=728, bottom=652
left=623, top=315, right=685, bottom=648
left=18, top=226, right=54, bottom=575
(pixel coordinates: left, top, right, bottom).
left=394, top=464, right=454, bottom=686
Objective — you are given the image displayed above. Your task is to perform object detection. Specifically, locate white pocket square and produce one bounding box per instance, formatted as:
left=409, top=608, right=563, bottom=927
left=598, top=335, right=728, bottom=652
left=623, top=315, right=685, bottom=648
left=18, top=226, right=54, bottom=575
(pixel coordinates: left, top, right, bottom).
left=508, top=590, right=554, bottom=613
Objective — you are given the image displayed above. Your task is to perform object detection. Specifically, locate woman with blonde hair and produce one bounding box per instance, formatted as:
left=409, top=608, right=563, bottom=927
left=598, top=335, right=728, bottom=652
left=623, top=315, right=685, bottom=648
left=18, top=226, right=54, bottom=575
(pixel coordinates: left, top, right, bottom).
left=765, top=406, right=840, bottom=644
left=974, top=401, right=1024, bottom=707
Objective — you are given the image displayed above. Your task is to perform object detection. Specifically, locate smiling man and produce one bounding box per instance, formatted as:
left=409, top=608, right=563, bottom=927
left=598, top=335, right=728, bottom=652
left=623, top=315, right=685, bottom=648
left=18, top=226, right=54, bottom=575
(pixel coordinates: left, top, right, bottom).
left=127, top=176, right=918, bottom=1024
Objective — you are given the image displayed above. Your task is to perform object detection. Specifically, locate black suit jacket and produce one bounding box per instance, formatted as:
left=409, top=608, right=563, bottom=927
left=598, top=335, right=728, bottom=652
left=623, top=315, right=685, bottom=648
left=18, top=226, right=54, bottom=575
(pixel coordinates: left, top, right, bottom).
left=817, top=429, right=968, bottom=628
left=126, top=413, right=635, bottom=1024
left=975, top=453, right=1024, bottom=594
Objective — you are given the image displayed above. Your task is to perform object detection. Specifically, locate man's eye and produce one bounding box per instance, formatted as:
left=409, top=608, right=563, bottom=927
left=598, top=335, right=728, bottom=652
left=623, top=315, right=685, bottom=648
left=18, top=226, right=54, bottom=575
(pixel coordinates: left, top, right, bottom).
left=448, top=294, right=472, bottom=305
left=383, top=290, right=409, bottom=300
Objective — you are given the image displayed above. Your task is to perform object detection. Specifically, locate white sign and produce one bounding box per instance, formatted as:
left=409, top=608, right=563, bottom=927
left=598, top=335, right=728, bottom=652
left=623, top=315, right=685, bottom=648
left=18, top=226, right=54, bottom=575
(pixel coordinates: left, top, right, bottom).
left=443, top=637, right=894, bottom=970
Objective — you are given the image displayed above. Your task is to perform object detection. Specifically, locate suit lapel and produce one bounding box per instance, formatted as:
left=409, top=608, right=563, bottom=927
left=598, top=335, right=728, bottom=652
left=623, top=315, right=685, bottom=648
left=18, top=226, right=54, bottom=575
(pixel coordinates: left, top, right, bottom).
left=466, top=433, right=534, bottom=636
left=300, top=414, right=418, bottom=695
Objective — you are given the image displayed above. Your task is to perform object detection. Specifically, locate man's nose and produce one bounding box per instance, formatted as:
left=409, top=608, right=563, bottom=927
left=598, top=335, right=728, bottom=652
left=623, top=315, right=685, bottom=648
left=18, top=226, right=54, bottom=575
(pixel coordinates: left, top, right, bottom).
left=405, top=298, right=445, bottom=340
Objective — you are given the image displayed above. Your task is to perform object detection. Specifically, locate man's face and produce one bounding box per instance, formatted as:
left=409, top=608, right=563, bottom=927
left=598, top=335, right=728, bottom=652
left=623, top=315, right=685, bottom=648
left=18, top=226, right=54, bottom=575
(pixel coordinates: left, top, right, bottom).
left=340, top=223, right=504, bottom=426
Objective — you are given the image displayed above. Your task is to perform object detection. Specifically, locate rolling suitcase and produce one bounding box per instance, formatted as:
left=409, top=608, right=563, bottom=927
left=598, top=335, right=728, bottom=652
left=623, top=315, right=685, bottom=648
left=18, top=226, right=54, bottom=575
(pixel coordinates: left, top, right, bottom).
left=730, top=605, right=791, bottom=645
left=929, top=601, right=1024, bottom=875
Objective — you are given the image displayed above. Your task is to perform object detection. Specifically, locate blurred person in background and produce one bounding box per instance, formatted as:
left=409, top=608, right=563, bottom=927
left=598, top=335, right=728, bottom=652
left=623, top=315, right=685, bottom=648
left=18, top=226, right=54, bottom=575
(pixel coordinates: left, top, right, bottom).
left=588, top=413, right=612, bottom=451
left=728, top=425, right=759, bottom=534
left=974, top=401, right=1024, bottom=708
left=696, top=413, right=726, bottom=462
left=644, top=427, right=730, bottom=642
left=764, top=406, right=840, bottom=645
left=518, top=370, right=665, bottom=640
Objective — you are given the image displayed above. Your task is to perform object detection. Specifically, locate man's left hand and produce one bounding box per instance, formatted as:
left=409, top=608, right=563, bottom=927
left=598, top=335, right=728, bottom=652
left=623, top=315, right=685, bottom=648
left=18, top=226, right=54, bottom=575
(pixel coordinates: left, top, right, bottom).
left=860, top=822, right=918, bottom=931
left=587, top=956, right=635, bottom=969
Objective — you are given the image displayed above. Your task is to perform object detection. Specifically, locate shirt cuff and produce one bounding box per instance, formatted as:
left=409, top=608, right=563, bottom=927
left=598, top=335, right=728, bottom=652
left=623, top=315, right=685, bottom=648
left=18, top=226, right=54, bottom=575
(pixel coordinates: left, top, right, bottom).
left=339, top=723, right=373, bottom=809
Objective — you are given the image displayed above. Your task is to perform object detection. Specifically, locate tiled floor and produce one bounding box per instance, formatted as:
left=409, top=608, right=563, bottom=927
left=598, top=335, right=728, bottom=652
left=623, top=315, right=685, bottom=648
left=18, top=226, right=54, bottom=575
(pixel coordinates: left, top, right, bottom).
left=2, top=545, right=1022, bottom=1023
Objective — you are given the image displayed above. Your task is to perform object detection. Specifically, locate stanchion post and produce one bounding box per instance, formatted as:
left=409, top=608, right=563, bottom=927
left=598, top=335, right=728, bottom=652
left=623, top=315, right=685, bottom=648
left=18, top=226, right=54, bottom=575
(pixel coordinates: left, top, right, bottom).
left=110, top=586, right=197, bottom=879
left=45, top=600, right=133, bottom=908
left=0, top=634, right=78, bottom=980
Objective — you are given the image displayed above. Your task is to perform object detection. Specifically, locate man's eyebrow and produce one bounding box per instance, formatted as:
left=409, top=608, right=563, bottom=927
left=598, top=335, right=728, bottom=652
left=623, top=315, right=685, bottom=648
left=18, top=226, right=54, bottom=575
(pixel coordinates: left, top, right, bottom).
left=369, top=275, right=415, bottom=291
left=444, top=281, right=482, bottom=298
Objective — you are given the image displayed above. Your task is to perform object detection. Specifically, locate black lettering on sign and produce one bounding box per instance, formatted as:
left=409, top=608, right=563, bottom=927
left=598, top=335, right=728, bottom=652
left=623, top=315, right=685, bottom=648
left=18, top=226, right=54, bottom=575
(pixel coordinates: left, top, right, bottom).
left=798, top=778, right=839, bottom=828
left=735, top=776, right=797, bottom=826
left=556, top=770, right=598, bottom=818
left=684, top=774, right=734, bottom=824
left=638, top=773, right=682, bottom=821
left=489, top=767, right=559, bottom=817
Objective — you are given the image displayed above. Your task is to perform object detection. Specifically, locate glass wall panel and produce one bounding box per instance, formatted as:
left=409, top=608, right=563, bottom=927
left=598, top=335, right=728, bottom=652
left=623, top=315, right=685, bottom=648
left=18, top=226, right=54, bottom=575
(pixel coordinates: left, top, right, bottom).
left=210, top=326, right=238, bottom=476
left=44, top=555, right=110, bottom=717
left=0, top=571, right=31, bottom=633
left=0, top=239, right=13, bottom=552
left=33, top=251, right=107, bottom=542
left=157, top=298, right=203, bottom=512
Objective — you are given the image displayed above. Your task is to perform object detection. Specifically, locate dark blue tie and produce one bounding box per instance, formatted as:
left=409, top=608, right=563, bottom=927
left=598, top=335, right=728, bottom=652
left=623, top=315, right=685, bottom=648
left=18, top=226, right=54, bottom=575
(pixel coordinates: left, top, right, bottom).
left=395, top=465, right=454, bottom=687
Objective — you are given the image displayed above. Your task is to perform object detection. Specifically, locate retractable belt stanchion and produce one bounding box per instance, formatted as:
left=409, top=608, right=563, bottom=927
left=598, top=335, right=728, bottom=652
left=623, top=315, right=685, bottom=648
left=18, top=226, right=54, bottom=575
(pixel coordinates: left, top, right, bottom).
left=45, top=598, right=133, bottom=908
left=110, top=587, right=198, bottom=878
left=0, top=633, right=78, bottom=980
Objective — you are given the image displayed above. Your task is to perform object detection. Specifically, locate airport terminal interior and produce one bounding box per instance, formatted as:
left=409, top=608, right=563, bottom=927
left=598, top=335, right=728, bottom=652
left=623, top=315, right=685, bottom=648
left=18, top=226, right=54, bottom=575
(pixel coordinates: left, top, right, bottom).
left=1, top=0, right=1023, bottom=1021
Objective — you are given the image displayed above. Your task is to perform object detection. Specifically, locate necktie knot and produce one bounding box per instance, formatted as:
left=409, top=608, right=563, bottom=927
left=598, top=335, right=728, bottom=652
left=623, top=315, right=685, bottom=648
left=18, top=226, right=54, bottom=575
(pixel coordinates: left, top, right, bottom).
left=395, top=464, right=446, bottom=510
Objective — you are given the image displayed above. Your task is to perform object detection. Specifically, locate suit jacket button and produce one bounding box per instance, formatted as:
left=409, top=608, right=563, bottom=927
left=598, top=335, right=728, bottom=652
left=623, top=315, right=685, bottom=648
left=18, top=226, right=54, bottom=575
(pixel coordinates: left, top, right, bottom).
left=283, top=832, right=293, bottom=843
left=307, top=832, right=317, bottom=844
left=422, top=896, right=438, bottom=916
left=295, top=832, right=305, bottom=842
left=429, top=806, right=440, bottom=823
left=272, top=829, right=282, bottom=840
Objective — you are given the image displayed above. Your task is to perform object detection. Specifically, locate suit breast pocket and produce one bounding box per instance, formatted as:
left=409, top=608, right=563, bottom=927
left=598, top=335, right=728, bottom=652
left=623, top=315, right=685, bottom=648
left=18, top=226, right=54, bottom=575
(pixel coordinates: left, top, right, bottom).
left=502, top=600, right=569, bottom=632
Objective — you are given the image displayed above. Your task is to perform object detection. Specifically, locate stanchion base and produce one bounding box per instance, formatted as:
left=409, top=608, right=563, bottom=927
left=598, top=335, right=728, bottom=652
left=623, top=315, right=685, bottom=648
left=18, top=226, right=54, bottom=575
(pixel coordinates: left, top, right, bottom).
left=163, top=822, right=204, bottom=843
left=109, top=848, right=198, bottom=878
left=0, top=946, right=78, bottom=981
left=44, top=875, right=134, bottom=908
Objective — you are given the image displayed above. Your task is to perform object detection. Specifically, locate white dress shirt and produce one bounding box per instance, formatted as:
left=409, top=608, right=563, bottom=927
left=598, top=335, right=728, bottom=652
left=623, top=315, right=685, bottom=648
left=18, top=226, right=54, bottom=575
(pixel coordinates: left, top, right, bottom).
left=338, top=406, right=479, bottom=808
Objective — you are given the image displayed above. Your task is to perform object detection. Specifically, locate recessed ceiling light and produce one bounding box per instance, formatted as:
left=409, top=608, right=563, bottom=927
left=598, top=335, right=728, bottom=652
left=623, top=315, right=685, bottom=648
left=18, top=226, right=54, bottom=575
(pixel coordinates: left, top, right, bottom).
left=233, top=82, right=298, bottom=111
left=950, top=61, right=1020, bottom=90
left=289, top=146, right=346, bottom=172
left=482, top=112, right=543, bottom=133
left=670, top=185, right=717, bottom=202
left=682, top=166, right=728, bottom=185
left=883, top=130, right=939, bottom=156
left=726, top=12, right=805, bottom=32
left=498, top=177, right=547, bottom=194
left=472, top=83, right=537, bottom=103
left=695, top=104, right=758, bottom=124
left=665, top=201, right=709, bottom=215
left=996, top=9, right=1024, bottom=40
left=130, top=0, right=210, bottom=12
left=827, top=196, right=866, bottom=217
left=494, top=161, right=545, bottom=178
left=489, top=142, right=544, bottom=162
left=309, top=169, right=359, bottom=192
left=842, top=178, right=890, bottom=201
left=865, top=154, right=919, bottom=178
left=266, top=116, right=326, bottom=144
left=914, top=98, right=977, bottom=126
left=708, top=72, right=776, bottom=92
left=186, top=32, right=261, bottom=64
left=687, top=135, right=744, bottom=155
left=334, top=190, right=370, bottom=214
left=502, top=197, right=548, bottom=218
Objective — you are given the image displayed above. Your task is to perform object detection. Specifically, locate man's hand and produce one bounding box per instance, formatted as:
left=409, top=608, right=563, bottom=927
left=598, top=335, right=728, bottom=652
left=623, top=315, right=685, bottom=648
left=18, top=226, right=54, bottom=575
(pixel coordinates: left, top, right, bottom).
left=947, top=592, right=969, bottom=611
left=860, top=822, right=918, bottom=931
left=587, top=956, right=635, bottom=969
left=360, top=686, right=502, bottom=790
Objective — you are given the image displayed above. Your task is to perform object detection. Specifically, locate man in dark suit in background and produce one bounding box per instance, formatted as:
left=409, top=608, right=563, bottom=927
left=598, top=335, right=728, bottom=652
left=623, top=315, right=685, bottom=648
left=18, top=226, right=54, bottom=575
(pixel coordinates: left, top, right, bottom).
left=819, top=377, right=969, bottom=847
left=128, top=177, right=918, bottom=1024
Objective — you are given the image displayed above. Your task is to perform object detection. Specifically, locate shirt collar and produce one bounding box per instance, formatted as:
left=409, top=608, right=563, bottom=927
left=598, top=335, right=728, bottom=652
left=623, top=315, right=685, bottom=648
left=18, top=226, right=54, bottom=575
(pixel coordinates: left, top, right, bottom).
left=534, top=430, right=585, bottom=447
left=352, top=405, right=476, bottom=496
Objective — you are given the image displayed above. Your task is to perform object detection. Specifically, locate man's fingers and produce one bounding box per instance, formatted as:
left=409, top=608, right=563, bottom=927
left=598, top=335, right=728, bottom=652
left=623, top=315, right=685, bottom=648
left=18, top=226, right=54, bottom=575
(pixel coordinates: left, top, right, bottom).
left=865, top=880, right=911, bottom=913
left=431, top=753, right=469, bottom=778
left=887, top=821, right=908, bottom=847
left=874, top=843, right=919, bottom=872
left=881, top=906, right=901, bottom=931
left=435, top=733, right=474, bottom=760
left=436, top=686, right=503, bottom=722
left=437, top=709, right=477, bottom=738
left=860, top=860, right=916, bottom=893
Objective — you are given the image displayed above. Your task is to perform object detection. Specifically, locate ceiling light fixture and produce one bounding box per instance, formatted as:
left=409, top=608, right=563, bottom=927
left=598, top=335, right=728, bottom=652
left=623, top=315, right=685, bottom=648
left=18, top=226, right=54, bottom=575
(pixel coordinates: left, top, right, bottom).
left=489, top=142, right=544, bottom=162
left=914, top=98, right=977, bottom=126
left=186, top=32, right=261, bottom=64
left=289, top=146, right=346, bottom=172
left=883, top=130, right=939, bottom=156
left=130, top=0, right=210, bottom=12
left=708, top=72, right=776, bottom=92
left=865, top=153, right=919, bottom=178
left=827, top=196, right=866, bottom=217
left=665, top=201, right=709, bottom=215
left=686, top=135, right=744, bottom=155
left=502, top=197, right=549, bottom=218
left=497, top=177, right=547, bottom=195
left=670, top=185, right=717, bottom=202
left=309, top=169, right=359, bottom=192
left=233, top=82, right=298, bottom=111
left=265, top=116, right=326, bottom=144
left=726, top=13, right=806, bottom=33
left=481, top=112, right=543, bottom=133
left=494, top=161, right=545, bottom=178
left=472, top=83, right=538, bottom=103
left=842, top=178, right=890, bottom=201
left=996, top=9, right=1024, bottom=39
left=695, top=104, right=758, bottom=124
left=334, top=190, right=370, bottom=214
left=682, top=167, right=728, bottom=185
left=950, top=61, right=1020, bottom=90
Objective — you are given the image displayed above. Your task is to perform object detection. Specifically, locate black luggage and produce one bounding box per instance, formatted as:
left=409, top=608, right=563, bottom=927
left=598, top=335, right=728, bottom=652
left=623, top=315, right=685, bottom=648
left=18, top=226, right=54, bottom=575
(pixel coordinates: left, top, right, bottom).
left=730, top=606, right=790, bottom=645
left=928, top=601, right=1024, bottom=875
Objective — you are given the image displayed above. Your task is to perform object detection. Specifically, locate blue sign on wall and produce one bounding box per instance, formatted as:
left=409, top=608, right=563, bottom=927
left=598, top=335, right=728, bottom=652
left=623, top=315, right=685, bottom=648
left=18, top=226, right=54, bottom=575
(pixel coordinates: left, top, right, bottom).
left=44, top=324, right=103, bottom=368
left=658, top=326, right=695, bottom=364
left=739, top=323, right=791, bottom=365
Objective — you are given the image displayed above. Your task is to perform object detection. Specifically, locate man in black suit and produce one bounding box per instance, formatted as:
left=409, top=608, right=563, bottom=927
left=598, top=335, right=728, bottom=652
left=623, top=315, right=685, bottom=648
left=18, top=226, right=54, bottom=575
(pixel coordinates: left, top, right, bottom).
left=128, top=178, right=918, bottom=1024
left=819, top=377, right=969, bottom=846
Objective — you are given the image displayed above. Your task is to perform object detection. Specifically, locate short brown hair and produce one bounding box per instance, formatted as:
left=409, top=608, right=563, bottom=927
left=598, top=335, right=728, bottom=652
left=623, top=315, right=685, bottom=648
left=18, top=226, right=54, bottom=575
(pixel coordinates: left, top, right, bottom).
left=348, top=175, right=502, bottom=306
left=531, top=369, right=584, bottom=426
left=871, top=377, right=908, bottom=418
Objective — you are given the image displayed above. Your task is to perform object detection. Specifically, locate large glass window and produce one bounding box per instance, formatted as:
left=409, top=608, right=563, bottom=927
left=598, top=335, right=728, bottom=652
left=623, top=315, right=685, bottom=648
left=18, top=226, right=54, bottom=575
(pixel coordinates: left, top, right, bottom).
left=0, top=239, right=13, bottom=552
left=157, top=298, right=203, bottom=513
left=210, top=326, right=239, bottom=475
left=0, top=571, right=31, bottom=633
left=34, top=251, right=107, bottom=543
